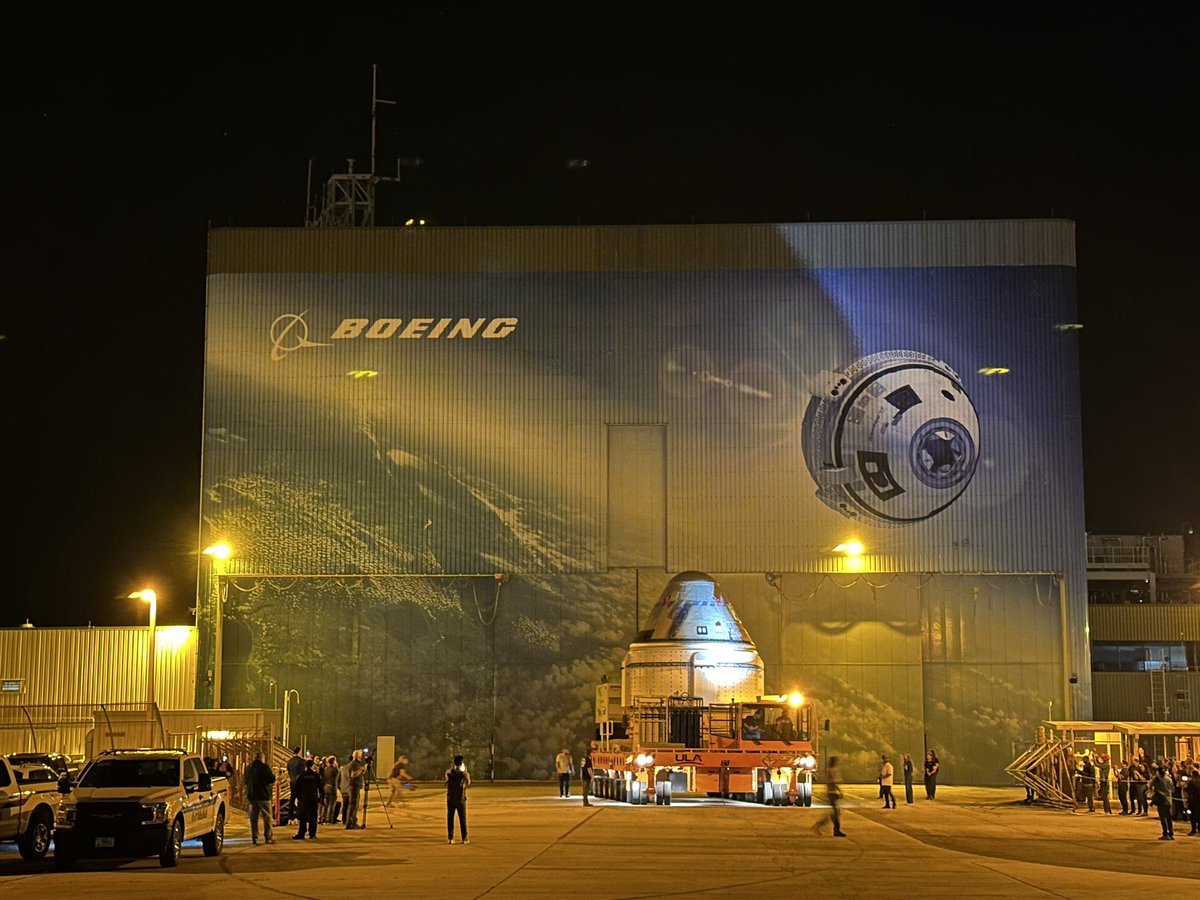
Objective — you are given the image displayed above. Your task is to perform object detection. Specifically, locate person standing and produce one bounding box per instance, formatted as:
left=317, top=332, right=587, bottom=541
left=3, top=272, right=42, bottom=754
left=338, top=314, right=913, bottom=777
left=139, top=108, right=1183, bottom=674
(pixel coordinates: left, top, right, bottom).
left=901, top=753, right=914, bottom=805
left=924, top=750, right=940, bottom=800
left=879, top=755, right=896, bottom=808
left=555, top=747, right=575, bottom=798
left=338, top=755, right=352, bottom=824
left=1079, top=753, right=1096, bottom=813
left=285, top=747, right=304, bottom=823
left=321, top=756, right=339, bottom=823
left=1150, top=765, right=1175, bottom=840
left=1185, top=764, right=1200, bottom=835
left=445, top=754, right=470, bottom=844
left=345, top=750, right=366, bottom=829
left=293, top=759, right=323, bottom=840
left=1097, top=752, right=1113, bottom=815
left=581, top=751, right=594, bottom=807
left=1132, top=760, right=1150, bottom=816
left=813, top=756, right=846, bottom=836
left=1117, top=759, right=1131, bottom=814
left=244, top=751, right=276, bottom=845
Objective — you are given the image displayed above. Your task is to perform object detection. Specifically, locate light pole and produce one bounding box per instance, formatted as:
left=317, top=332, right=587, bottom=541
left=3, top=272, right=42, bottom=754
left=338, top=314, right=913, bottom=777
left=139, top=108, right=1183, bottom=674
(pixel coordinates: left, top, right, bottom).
left=283, top=690, right=300, bottom=748
left=203, top=543, right=232, bottom=709
left=128, top=589, right=157, bottom=707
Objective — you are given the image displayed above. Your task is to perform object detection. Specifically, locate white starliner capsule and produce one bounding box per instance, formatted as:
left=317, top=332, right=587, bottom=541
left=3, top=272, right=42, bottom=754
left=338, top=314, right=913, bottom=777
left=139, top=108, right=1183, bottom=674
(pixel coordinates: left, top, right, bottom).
left=621, top=571, right=764, bottom=706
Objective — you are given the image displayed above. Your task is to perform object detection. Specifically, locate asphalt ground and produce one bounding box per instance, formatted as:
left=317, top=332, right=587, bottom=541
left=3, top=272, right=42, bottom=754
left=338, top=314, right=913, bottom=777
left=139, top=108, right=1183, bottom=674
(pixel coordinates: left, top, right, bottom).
left=1, top=784, right=1196, bottom=898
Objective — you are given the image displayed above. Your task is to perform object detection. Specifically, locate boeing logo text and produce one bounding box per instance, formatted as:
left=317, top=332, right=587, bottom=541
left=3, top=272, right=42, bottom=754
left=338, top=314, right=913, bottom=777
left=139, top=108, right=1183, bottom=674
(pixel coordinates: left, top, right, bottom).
left=331, top=317, right=519, bottom=340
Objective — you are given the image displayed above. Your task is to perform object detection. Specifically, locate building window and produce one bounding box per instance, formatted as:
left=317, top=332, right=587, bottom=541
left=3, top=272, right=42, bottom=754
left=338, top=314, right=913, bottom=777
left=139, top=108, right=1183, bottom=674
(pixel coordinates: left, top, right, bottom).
left=1090, top=642, right=1195, bottom=672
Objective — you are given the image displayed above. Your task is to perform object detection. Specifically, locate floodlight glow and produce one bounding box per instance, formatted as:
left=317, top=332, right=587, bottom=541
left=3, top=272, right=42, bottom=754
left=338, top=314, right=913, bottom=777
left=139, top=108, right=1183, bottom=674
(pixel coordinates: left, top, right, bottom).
left=158, top=626, right=192, bottom=652
left=788, top=691, right=804, bottom=708
left=203, top=543, right=232, bottom=560
left=129, top=589, right=156, bottom=603
left=833, top=541, right=864, bottom=556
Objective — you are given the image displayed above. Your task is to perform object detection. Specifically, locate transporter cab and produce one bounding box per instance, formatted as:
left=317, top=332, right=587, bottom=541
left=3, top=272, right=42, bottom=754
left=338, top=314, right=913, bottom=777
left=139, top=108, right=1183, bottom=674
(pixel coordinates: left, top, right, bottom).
left=592, top=572, right=818, bottom=805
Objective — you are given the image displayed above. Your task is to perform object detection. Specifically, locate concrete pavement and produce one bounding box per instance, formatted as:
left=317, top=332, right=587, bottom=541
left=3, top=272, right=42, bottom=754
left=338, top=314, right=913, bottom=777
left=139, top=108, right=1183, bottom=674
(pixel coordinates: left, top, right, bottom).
left=1, top=784, right=1196, bottom=898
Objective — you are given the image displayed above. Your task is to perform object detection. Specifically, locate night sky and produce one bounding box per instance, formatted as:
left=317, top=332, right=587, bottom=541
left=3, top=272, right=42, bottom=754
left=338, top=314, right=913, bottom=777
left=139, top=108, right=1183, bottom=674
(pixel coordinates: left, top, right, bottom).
left=4, top=9, right=1196, bottom=626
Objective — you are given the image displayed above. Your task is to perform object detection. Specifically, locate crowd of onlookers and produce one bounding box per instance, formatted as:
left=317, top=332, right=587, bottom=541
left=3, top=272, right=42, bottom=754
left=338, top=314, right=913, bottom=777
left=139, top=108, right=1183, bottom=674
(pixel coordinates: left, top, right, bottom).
left=1066, top=748, right=1200, bottom=840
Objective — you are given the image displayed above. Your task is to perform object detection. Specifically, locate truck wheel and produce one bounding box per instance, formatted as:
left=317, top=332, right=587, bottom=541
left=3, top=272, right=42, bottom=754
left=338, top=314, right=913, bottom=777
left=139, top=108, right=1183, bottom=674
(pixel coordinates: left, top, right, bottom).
left=159, top=817, right=184, bottom=867
left=18, top=807, right=54, bottom=860
left=202, top=808, right=225, bottom=857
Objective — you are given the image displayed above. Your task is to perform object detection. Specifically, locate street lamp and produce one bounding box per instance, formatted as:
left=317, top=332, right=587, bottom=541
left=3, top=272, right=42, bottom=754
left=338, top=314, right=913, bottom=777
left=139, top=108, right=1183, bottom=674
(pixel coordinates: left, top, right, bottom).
left=128, top=589, right=157, bottom=707
left=283, top=690, right=300, bottom=747
left=202, top=543, right=233, bottom=708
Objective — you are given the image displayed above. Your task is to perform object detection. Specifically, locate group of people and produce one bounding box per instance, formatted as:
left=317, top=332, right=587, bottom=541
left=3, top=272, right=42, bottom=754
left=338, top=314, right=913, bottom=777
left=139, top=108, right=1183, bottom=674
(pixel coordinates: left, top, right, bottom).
left=554, top=746, right=596, bottom=806
left=1073, top=749, right=1200, bottom=840
left=241, top=746, right=375, bottom=844
left=243, top=745, right=478, bottom=846
left=877, top=751, right=940, bottom=808
left=817, top=749, right=941, bottom=837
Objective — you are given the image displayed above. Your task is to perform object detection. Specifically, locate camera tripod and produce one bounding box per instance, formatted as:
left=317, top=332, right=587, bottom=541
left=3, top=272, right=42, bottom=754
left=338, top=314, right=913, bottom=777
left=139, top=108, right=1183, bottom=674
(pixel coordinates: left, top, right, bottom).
left=359, top=757, right=393, bottom=829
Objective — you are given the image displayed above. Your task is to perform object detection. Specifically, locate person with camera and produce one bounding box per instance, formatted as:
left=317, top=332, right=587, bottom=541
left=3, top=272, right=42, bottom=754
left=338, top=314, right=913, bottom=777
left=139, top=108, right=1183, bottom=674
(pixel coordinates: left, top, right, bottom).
left=345, top=750, right=366, bottom=829
left=445, top=755, right=470, bottom=844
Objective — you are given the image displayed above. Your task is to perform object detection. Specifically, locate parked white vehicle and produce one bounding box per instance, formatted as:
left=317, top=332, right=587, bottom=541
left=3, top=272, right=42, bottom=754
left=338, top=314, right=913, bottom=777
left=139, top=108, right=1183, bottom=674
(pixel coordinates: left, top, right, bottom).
left=0, top=757, right=62, bottom=860
left=54, top=749, right=228, bottom=869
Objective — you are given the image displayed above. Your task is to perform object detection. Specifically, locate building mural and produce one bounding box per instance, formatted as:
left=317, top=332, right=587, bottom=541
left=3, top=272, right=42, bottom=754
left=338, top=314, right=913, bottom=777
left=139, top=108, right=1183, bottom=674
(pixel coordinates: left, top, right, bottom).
left=201, top=222, right=1085, bottom=782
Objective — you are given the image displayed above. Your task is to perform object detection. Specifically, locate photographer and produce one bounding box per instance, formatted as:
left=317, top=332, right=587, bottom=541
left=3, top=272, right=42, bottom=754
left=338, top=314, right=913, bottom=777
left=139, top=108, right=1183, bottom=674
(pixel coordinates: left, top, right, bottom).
left=445, top=755, right=470, bottom=844
left=345, top=750, right=366, bottom=829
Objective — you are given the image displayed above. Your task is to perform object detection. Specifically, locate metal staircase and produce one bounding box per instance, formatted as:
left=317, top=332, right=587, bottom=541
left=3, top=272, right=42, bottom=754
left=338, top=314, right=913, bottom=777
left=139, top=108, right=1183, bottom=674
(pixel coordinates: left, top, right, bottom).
left=1005, top=726, right=1078, bottom=809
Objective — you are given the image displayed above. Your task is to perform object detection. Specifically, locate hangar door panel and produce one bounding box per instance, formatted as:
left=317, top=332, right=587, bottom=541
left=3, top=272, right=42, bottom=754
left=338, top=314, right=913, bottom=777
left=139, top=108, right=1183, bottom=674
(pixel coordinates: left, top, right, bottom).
left=607, top=425, right=666, bottom=568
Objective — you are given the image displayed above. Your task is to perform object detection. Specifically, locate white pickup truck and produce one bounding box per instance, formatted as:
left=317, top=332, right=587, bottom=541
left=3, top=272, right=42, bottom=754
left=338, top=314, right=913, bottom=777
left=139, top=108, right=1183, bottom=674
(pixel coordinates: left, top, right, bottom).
left=54, top=748, right=229, bottom=869
left=0, top=756, right=61, bottom=860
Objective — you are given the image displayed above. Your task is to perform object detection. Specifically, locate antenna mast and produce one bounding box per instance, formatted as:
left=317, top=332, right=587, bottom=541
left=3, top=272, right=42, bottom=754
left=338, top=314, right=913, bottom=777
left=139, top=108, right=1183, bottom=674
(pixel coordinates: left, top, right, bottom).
left=309, top=64, right=402, bottom=228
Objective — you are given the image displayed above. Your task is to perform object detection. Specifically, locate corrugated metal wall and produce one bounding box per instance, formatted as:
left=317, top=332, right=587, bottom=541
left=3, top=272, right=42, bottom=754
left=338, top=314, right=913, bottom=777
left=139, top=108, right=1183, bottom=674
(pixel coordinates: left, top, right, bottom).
left=0, top=626, right=197, bottom=708
left=1092, top=672, right=1200, bottom=721
left=1088, top=605, right=1200, bottom=642
left=198, top=222, right=1087, bottom=782
left=207, top=221, right=1075, bottom=274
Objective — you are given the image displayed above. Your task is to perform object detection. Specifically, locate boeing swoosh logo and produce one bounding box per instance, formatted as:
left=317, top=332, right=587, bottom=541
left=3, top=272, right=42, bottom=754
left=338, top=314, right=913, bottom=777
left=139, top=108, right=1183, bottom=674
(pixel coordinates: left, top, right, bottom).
left=269, top=311, right=331, bottom=362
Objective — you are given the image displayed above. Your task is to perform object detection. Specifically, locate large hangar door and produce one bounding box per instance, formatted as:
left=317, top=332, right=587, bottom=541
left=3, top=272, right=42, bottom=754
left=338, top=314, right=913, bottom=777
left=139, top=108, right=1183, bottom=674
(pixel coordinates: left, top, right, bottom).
left=607, top=425, right=666, bottom=568
left=920, top=575, right=1064, bottom=786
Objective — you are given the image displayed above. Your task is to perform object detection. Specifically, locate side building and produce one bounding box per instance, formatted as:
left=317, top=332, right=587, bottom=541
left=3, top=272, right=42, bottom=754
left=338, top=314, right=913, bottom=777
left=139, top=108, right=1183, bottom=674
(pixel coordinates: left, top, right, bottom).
left=198, top=221, right=1088, bottom=783
left=0, top=625, right=198, bottom=758
left=1087, top=531, right=1200, bottom=725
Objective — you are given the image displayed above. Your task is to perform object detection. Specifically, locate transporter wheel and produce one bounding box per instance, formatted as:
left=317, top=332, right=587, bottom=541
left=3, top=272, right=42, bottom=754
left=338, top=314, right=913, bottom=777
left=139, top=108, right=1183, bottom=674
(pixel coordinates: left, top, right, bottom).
left=159, top=817, right=184, bottom=868
left=18, top=807, right=54, bottom=860
left=202, top=808, right=225, bottom=857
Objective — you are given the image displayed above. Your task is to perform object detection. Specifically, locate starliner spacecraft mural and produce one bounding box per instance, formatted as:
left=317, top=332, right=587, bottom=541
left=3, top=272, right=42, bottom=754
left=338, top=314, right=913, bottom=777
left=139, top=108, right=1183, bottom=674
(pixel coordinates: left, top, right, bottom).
left=802, top=350, right=981, bottom=526
left=200, top=221, right=1087, bottom=784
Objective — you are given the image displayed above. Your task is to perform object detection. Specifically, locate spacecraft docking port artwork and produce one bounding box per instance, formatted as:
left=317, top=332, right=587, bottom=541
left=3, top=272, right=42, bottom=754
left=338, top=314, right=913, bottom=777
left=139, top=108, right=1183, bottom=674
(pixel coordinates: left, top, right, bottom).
left=621, top=571, right=765, bottom=707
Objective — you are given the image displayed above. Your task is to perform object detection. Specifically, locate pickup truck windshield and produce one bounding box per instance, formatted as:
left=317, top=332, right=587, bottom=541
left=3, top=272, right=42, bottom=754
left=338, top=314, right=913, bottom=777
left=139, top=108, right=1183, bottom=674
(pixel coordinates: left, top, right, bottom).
left=79, top=759, right=180, bottom=788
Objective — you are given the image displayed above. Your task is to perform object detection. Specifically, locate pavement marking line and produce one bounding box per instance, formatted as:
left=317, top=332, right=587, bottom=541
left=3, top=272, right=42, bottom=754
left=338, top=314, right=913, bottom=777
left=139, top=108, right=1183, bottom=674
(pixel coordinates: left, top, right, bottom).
left=966, top=860, right=1073, bottom=899
left=471, top=807, right=603, bottom=899
left=218, top=851, right=326, bottom=900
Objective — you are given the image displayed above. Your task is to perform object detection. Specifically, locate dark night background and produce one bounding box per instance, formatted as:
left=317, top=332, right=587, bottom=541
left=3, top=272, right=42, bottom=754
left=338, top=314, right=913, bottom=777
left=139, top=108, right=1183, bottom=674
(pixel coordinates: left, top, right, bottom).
left=3, top=8, right=1196, bottom=627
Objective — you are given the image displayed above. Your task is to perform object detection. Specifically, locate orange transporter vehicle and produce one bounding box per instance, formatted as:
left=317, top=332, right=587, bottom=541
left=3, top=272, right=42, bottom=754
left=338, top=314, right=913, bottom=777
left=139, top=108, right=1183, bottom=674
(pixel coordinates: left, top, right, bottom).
left=591, top=572, right=818, bottom=805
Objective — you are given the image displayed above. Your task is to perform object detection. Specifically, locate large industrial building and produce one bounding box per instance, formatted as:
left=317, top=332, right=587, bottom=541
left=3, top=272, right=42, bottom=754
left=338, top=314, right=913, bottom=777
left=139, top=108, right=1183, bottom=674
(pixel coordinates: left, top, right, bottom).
left=198, top=220, right=1088, bottom=783
left=1087, top=532, right=1200, bottom=721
